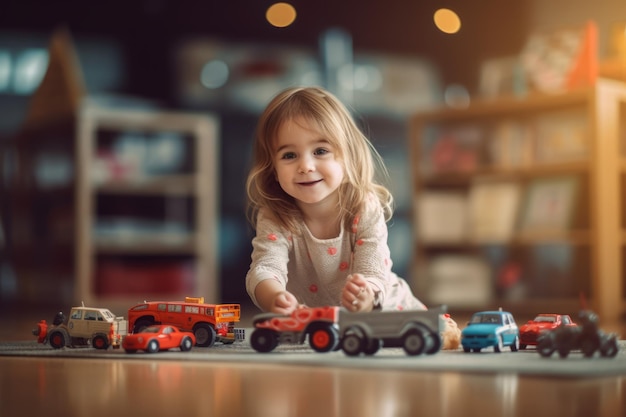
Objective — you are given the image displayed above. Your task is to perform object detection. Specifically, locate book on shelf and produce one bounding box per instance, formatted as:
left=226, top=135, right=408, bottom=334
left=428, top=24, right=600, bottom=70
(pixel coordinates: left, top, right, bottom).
left=533, top=109, right=589, bottom=163
left=488, top=120, right=534, bottom=168
left=518, top=176, right=580, bottom=234
left=520, top=20, right=598, bottom=93
left=467, top=179, right=522, bottom=243
left=426, top=255, right=493, bottom=308
left=415, top=191, right=468, bottom=243
left=420, top=124, right=484, bottom=175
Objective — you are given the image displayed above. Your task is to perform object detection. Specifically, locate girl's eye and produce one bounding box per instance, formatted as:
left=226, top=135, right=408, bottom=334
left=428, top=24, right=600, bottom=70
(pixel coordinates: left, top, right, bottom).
left=280, top=151, right=297, bottom=160
left=314, top=148, right=329, bottom=156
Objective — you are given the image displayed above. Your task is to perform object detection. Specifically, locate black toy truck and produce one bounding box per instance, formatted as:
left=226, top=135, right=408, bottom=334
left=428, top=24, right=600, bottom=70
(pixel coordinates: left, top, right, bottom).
left=536, top=310, right=619, bottom=358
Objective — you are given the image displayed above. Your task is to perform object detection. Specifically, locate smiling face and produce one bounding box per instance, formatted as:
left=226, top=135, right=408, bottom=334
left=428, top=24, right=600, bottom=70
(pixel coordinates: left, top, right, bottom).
left=273, top=116, right=345, bottom=211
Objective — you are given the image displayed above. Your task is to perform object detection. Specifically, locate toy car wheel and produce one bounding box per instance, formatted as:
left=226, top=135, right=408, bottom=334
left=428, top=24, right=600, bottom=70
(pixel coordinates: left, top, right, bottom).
left=402, top=328, right=426, bottom=356
left=463, top=346, right=471, bottom=353
left=194, top=323, right=216, bottom=347
left=250, top=329, right=278, bottom=353
left=363, top=339, right=381, bottom=356
left=308, top=325, right=339, bottom=353
left=520, top=343, right=527, bottom=350
left=146, top=339, right=159, bottom=353
left=557, top=347, right=569, bottom=358
left=341, top=333, right=364, bottom=356
left=48, top=330, right=67, bottom=349
left=600, top=337, right=619, bottom=358
left=510, top=335, right=520, bottom=352
left=180, top=336, right=193, bottom=352
left=92, top=334, right=110, bottom=350
left=494, top=336, right=504, bottom=353
left=424, top=331, right=442, bottom=355
left=537, top=334, right=555, bottom=357
left=581, top=338, right=599, bottom=358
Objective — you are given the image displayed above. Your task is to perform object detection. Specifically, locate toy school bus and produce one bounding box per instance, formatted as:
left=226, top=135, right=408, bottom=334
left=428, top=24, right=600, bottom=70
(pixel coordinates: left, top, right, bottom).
left=127, top=297, right=244, bottom=347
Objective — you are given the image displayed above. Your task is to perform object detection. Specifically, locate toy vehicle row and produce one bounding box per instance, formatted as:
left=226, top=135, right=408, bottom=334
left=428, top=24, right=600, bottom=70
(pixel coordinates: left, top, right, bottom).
left=127, top=297, right=244, bottom=347
left=250, top=305, right=447, bottom=356
left=535, top=310, right=619, bottom=359
left=33, top=296, right=245, bottom=352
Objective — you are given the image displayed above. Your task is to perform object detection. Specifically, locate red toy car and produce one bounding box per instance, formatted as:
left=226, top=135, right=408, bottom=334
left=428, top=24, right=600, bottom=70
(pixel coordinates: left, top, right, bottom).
left=519, top=314, right=576, bottom=349
left=122, top=325, right=196, bottom=353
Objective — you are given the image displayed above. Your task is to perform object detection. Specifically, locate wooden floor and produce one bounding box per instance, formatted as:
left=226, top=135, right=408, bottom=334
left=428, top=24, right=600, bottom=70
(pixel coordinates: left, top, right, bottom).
left=1, top=314, right=626, bottom=417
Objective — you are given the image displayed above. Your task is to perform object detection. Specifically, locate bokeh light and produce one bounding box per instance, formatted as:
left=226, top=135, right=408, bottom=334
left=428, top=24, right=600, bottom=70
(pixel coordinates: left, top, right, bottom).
left=200, top=59, right=229, bottom=89
left=266, top=3, right=297, bottom=28
left=434, top=8, right=461, bottom=34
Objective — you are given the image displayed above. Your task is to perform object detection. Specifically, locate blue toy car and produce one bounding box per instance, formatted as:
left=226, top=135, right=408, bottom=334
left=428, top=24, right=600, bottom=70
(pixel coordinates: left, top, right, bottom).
left=461, top=310, right=520, bottom=353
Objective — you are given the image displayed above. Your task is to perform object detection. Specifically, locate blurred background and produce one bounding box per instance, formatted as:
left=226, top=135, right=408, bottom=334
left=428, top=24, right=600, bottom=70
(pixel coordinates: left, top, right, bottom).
left=1, top=0, right=625, bottom=321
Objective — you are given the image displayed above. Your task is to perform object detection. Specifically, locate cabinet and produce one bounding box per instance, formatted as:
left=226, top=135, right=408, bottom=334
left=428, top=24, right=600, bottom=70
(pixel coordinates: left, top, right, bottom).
left=410, top=78, right=626, bottom=322
left=75, top=103, right=219, bottom=312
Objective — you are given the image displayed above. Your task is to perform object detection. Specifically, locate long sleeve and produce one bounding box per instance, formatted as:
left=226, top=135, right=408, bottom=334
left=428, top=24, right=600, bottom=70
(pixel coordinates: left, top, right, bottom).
left=245, top=210, right=292, bottom=308
left=350, top=198, right=394, bottom=305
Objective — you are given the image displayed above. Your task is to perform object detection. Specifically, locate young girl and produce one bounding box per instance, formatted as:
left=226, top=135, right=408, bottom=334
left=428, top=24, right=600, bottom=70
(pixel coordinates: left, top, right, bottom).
left=244, top=85, right=438, bottom=316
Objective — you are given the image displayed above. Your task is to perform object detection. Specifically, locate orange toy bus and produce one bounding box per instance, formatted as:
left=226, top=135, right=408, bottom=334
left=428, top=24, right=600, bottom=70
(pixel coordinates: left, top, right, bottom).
left=128, top=297, right=244, bottom=347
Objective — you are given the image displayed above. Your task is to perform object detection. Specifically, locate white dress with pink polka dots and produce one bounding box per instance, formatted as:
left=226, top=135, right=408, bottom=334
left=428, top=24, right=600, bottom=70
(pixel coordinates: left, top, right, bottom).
left=245, top=199, right=427, bottom=312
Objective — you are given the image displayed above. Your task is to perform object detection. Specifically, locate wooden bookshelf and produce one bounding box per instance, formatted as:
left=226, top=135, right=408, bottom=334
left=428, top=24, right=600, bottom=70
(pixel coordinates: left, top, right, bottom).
left=75, top=103, right=220, bottom=312
left=410, top=78, right=626, bottom=322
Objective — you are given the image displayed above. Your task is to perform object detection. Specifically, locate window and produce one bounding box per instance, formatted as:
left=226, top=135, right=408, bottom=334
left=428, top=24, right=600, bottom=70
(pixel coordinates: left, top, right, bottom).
left=71, top=310, right=83, bottom=320
left=185, top=306, right=199, bottom=314
left=168, top=304, right=182, bottom=313
left=84, top=311, right=97, bottom=320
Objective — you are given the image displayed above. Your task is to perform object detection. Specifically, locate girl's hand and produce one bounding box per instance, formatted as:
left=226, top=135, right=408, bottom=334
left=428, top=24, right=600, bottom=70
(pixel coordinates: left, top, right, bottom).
left=269, top=290, right=299, bottom=315
left=341, top=274, right=375, bottom=312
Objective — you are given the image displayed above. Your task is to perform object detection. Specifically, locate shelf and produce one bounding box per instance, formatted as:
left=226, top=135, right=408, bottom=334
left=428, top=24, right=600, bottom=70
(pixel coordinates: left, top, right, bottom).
left=94, top=234, right=199, bottom=254
left=95, top=175, right=199, bottom=195
left=410, top=79, right=626, bottom=322
left=412, top=86, right=591, bottom=123
left=420, top=229, right=592, bottom=248
left=75, top=104, right=220, bottom=306
left=419, top=161, right=588, bottom=186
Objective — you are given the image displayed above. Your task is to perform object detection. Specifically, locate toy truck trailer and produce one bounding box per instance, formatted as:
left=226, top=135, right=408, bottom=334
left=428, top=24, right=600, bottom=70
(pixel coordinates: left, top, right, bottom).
left=33, top=304, right=128, bottom=349
left=250, top=305, right=447, bottom=356
left=338, top=306, right=446, bottom=356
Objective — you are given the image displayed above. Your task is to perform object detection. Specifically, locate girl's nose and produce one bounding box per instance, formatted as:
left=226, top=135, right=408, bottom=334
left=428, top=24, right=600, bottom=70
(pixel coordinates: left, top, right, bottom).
left=298, top=157, right=315, bottom=174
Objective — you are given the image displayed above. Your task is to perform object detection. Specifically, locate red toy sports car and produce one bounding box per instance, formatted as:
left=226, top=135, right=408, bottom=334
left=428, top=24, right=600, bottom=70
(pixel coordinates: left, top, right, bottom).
left=123, top=325, right=196, bottom=353
left=519, top=314, right=576, bottom=349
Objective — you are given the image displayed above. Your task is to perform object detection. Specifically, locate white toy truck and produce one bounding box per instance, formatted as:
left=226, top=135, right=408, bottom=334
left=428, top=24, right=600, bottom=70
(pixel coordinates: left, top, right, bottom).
left=33, top=304, right=128, bottom=349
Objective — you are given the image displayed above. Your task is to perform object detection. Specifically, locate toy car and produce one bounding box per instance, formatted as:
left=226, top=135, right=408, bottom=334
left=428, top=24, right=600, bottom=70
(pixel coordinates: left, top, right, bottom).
left=536, top=310, right=619, bottom=358
left=122, top=324, right=196, bottom=353
left=461, top=309, right=519, bottom=353
left=519, top=314, right=576, bottom=349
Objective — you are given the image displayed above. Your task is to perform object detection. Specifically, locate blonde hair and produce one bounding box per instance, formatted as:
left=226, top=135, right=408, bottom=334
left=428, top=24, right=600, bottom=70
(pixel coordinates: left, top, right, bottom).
left=246, top=86, right=393, bottom=232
